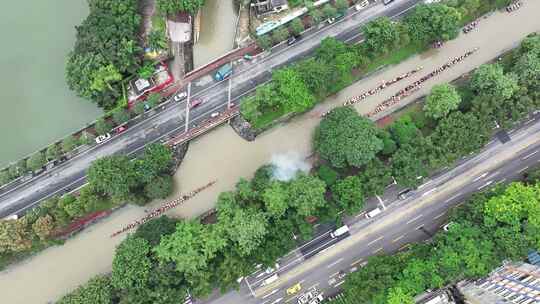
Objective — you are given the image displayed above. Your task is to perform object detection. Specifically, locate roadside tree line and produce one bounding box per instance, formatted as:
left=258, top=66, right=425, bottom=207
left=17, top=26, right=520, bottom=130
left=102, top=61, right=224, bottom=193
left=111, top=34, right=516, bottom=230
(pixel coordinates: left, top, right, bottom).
left=0, top=144, right=174, bottom=270
left=242, top=0, right=511, bottom=129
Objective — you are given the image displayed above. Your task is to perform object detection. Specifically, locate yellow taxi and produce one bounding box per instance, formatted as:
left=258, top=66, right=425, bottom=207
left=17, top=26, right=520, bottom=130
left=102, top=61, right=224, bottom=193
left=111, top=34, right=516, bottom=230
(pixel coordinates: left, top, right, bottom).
left=286, top=283, right=302, bottom=295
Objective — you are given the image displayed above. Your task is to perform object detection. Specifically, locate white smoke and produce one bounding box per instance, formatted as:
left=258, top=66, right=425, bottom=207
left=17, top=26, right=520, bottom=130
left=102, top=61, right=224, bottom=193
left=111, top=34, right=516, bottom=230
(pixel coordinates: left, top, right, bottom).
left=270, top=152, right=311, bottom=181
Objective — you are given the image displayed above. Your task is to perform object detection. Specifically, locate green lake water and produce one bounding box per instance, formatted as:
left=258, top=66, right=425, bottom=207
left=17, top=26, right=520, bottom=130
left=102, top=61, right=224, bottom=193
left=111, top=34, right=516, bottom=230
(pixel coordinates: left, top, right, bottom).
left=0, top=0, right=102, bottom=167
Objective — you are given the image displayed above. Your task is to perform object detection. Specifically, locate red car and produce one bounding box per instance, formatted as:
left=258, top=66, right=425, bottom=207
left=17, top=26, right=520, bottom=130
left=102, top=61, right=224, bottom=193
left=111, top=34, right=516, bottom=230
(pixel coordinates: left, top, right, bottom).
left=116, top=126, right=128, bottom=134
left=190, top=99, right=203, bottom=109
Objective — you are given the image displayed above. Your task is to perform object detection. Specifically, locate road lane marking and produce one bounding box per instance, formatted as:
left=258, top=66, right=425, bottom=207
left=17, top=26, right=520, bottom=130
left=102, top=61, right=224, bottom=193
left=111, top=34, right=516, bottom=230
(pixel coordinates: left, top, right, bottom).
left=355, top=211, right=366, bottom=218
left=330, top=272, right=339, bottom=278
left=407, top=214, right=423, bottom=225
left=473, top=172, right=488, bottom=182
left=262, top=289, right=279, bottom=299
left=497, top=178, right=507, bottom=184
left=522, top=150, right=538, bottom=160
left=418, top=180, right=432, bottom=189
left=272, top=298, right=284, bottom=304
left=477, top=180, right=493, bottom=190
left=372, top=247, right=384, bottom=254
left=434, top=212, right=446, bottom=219
left=421, top=188, right=437, bottom=197
left=367, top=236, right=383, bottom=246
left=392, top=235, right=405, bottom=243
left=416, top=224, right=424, bottom=230
left=444, top=193, right=461, bottom=203
left=335, top=280, right=346, bottom=287
left=399, top=244, right=410, bottom=251
left=350, top=258, right=363, bottom=266
left=326, top=258, right=344, bottom=269
left=519, top=166, right=529, bottom=173
left=308, top=283, right=320, bottom=291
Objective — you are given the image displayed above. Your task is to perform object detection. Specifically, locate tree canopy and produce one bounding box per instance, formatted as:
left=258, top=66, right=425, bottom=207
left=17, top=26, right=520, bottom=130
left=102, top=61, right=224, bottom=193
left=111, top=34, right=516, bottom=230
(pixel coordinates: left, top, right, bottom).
left=157, top=0, right=206, bottom=15
left=405, top=4, right=461, bottom=43
left=424, top=84, right=462, bottom=119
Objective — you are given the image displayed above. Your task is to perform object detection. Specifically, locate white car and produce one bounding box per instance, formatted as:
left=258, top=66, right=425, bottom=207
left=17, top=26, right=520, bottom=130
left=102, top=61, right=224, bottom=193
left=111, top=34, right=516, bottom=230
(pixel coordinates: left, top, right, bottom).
left=355, top=0, right=369, bottom=10
left=265, top=263, right=280, bottom=274
left=210, top=112, right=220, bottom=118
left=174, top=91, right=188, bottom=102
left=95, top=133, right=111, bottom=144
left=442, top=222, right=454, bottom=232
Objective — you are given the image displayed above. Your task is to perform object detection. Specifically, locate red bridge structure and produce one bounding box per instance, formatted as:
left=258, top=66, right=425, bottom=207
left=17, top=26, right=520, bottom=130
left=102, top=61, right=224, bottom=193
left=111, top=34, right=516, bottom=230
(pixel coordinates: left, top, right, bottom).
left=166, top=105, right=241, bottom=147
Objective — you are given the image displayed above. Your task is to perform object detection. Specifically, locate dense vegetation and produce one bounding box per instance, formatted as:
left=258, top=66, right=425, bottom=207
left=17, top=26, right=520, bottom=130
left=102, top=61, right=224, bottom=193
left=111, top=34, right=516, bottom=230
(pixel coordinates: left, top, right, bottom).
left=156, top=0, right=206, bottom=15
left=66, top=0, right=142, bottom=109
left=0, top=144, right=174, bottom=269
left=244, top=0, right=511, bottom=129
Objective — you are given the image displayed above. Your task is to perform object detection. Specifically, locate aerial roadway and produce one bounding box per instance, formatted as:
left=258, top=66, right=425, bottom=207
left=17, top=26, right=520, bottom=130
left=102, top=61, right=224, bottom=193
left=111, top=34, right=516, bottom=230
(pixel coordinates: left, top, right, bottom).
left=0, top=0, right=422, bottom=218
left=200, top=112, right=540, bottom=304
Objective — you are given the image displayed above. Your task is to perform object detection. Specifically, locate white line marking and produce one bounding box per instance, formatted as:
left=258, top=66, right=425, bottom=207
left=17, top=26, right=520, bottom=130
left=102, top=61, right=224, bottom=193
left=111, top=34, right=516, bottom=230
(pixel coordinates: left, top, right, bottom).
left=445, top=193, right=461, bottom=203
left=355, top=211, right=366, bottom=218
left=407, top=214, right=423, bottom=225
left=335, top=280, right=346, bottom=287
left=330, top=272, right=339, bottom=278
left=496, top=178, right=507, bottom=184
left=392, top=235, right=405, bottom=243
left=477, top=181, right=493, bottom=190
left=473, top=172, right=488, bottom=182
left=262, top=289, right=279, bottom=299
left=326, top=258, right=344, bottom=269
left=418, top=180, right=432, bottom=189
left=434, top=212, right=446, bottom=219
left=421, top=188, right=437, bottom=197
left=308, top=283, right=320, bottom=291
left=367, top=236, right=383, bottom=246
left=416, top=224, right=424, bottom=230
left=519, top=166, right=529, bottom=173
left=522, top=150, right=538, bottom=160
left=372, top=247, right=384, bottom=254
left=350, top=258, right=363, bottom=266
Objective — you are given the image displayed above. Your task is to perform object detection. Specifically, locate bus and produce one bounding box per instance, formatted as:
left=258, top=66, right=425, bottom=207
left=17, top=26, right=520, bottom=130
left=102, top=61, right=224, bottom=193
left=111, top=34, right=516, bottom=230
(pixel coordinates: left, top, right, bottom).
left=214, top=63, right=233, bottom=81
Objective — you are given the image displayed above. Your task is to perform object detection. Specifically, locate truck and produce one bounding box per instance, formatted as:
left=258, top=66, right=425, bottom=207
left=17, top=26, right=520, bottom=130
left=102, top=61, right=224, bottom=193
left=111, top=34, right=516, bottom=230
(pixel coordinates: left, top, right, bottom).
left=330, top=225, right=349, bottom=238
left=214, top=63, right=233, bottom=81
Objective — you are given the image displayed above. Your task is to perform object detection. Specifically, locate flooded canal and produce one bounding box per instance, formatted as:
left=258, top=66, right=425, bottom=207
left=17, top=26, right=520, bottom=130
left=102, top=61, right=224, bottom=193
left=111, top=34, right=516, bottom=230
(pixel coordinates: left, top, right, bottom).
left=193, top=0, right=238, bottom=67
left=0, top=0, right=102, bottom=167
left=1, top=3, right=539, bottom=302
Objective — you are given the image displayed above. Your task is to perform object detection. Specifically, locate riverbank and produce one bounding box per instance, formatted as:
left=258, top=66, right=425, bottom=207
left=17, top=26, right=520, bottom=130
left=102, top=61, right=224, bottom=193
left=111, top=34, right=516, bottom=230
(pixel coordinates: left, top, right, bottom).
left=0, top=3, right=538, bottom=302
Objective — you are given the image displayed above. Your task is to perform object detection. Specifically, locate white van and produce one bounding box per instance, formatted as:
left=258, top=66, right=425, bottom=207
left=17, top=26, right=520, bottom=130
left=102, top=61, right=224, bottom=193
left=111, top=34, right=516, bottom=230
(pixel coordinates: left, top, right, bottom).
left=330, top=225, right=349, bottom=238
left=365, top=207, right=382, bottom=218
left=261, top=274, right=279, bottom=286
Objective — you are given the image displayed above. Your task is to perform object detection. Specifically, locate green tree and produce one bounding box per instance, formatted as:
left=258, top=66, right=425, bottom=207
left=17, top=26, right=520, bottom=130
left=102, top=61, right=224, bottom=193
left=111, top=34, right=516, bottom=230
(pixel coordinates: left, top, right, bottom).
left=262, top=181, right=289, bottom=217
left=389, top=115, right=421, bottom=147
left=256, top=34, right=272, bottom=50
left=272, top=27, right=290, bottom=44
left=137, top=62, right=155, bottom=79
left=358, top=157, right=393, bottom=196
left=90, top=64, right=122, bottom=93
left=317, top=164, right=339, bottom=187
left=144, top=175, right=174, bottom=199
left=79, top=131, right=95, bottom=146
left=362, top=17, right=400, bottom=55
left=32, top=214, right=56, bottom=240
left=112, top=236, right=152, bottom=291
left=513, top=51, right=540, bottom=92
left=335, top=0, right=349, bottom=12
left=154, top=220, right=226, bottom=274
left=289, top=18, right=305, bottom=36
left=309, top=9, right=323, bottom=24
left=272, top=67, right=315, bottom=113
left=386, top=287, right=415, bottom=304
left=294, top=58, right=335, bottom=96
left=157, top=0, right=206, bottom=15
left=77, top=185, right=107, bottom=214
left=424, top=83, right=462, bottom=119
left=391, top=144, right=427, bottom=188
left=288, top=174, right=327, bottom=216
left=0, top=219, right=31, bottom=254
left=133, top=102, right=146, bottom=115
left=62, top=135, right=79, bottom=153
left=147, top=92, right=161, bottom=108
left=379, top=130, right=397, bottom=156
left=405, top=4, right=461, bottom=42
left=136, top=143, right=173, bottom=183
left=46, top=144, right=62, bottom=161
left=148, top=30, right=168, bottom=51
left=87, top=155, right=138, bottom=200
left=314, top=107, right=383, bottom=168
left=470, top=64, right=518, bottom=99
left=112, top=108, right=131, bottom=125
left=27, top=151, right=46, bottom=171
left=0, top=170, right=11, bottom=185
left=133, top=216, right=178, bottom=246
left=95, top=118, right=112, bottom=135
left=322, top=4, right=337, bottom=19
left=332, top=176, right=365, bottom=214
left=58, top=194, right=85, bottom=218
left=56, top=275, right=114, bottom=304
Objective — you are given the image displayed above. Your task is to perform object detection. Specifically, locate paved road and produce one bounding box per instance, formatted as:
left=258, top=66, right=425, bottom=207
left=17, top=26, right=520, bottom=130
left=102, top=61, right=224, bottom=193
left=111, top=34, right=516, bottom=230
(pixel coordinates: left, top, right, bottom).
left=0, top=0, right=423, bottom=218
left=199, top=112, right=540, bottom=304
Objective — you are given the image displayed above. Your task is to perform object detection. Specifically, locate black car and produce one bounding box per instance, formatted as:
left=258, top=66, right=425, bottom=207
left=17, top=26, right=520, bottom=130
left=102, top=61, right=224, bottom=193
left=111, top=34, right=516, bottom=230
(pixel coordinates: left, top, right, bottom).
left=287, top=36, right=297, bottom=46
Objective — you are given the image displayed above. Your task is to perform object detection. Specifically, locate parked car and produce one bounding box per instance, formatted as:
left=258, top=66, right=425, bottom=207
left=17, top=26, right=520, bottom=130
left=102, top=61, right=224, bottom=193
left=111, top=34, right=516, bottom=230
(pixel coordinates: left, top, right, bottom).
left=210, top=112, right=220, bottom=118
left=286, top=283, right=302, bottom=295
left=265, top=263, right=280, bottom=274
left=116, top=126, right=127, bottom=134
left=398, top=188, right=413, bottom=200
left=355, top=0, right=369, bottom=10
left=287, top=36, right=297, bottom=46
left=174, top=91, right=188, bottom=102
left=327, top=17, right=336, bottom=24
left=443, top=222, right=454, bottom=232
left=190, top=99, right=203, bottom=109
left=95, top=133, right=111, bottom=144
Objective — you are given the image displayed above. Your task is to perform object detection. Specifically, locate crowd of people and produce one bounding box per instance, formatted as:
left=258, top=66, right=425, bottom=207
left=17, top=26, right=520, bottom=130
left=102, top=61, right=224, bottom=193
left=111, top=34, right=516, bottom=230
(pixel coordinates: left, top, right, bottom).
left=320, top=67, right=424, bottom=117
left=366, top=48, right=480, bottom=118
left=110, top=180, right=217, bottom=237
left=506, top=1, right=522, bottom=12
left=463, top=20, right=479, bottom=34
